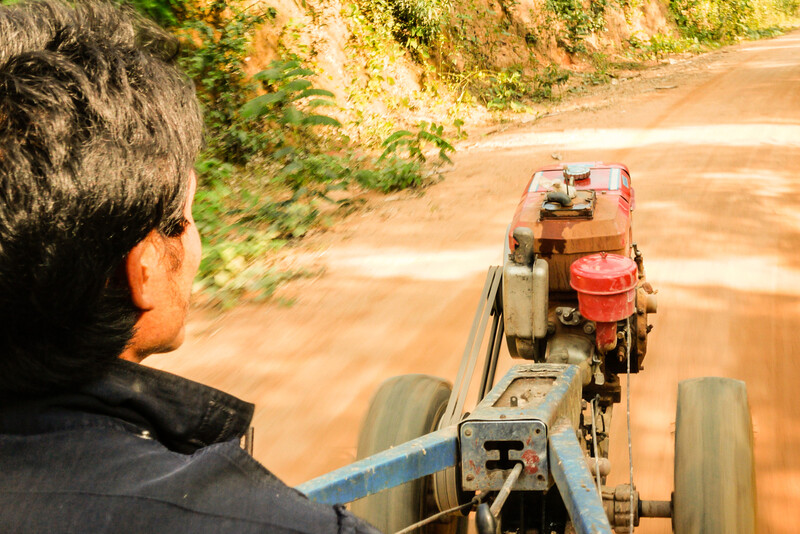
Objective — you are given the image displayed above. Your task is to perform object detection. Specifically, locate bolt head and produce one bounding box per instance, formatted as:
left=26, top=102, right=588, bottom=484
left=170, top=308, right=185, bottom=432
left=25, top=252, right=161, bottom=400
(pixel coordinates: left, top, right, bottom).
left=466, top=474, right=474, bottom=481
left=464, top=428, right=472, bottom=437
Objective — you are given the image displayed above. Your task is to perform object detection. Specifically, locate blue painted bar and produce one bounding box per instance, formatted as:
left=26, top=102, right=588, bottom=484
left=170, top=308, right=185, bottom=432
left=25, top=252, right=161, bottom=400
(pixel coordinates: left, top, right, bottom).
left=549, top=422, right=613, bottom=534
left=296, top=425, right=459, bottom=505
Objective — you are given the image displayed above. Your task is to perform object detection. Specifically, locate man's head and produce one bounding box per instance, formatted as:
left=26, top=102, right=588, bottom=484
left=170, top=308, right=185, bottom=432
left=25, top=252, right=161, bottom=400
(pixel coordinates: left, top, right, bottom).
left=0, top=0, right=203, bottom=394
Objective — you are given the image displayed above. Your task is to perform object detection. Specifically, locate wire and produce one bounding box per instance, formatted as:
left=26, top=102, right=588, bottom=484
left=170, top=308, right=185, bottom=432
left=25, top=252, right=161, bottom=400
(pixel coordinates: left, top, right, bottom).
left=590, top=395, right=602, bottom=494
left=393, top=495, right=483, bottom=534
left=626, top=321, right=635, bottom=531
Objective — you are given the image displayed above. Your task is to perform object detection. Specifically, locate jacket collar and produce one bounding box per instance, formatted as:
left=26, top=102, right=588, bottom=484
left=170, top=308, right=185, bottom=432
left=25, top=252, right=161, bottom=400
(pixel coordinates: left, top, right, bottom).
left=3, top=359, right=255, bottom=454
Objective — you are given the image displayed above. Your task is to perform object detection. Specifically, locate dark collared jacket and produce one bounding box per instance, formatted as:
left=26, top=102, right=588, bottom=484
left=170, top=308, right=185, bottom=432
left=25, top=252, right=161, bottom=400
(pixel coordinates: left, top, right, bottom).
left=0, top=360, right=380, bottom=534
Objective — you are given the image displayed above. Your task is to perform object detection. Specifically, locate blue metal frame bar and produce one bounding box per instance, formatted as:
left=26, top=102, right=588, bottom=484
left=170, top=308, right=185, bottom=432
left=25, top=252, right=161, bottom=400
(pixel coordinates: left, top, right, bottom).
left=549, top=420, right=613, bottom=534
left=296, top=425, right=458, bottom=505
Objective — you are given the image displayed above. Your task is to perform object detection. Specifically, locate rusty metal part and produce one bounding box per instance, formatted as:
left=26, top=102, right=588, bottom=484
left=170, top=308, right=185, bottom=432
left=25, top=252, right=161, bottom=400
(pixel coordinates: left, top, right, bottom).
left=541, top=189, right=596, bottom=219
left=631, top=242, right=645, bottom=279
left=640, top=500, right=671, bottom=518
left=645, top=293, right=657, bottom=314
left=511, top=226, right=534, bottom=266
left=600, top=486, right=672, bottom=532
left=634, top=280, right=657, bottom=369
left=584, top=373, right=621, bottom=405
left=602, top=484, right=639, bottom=533
left=556, top=306, right=583, bottom=326
left=586, top=457, right=611, bottom=478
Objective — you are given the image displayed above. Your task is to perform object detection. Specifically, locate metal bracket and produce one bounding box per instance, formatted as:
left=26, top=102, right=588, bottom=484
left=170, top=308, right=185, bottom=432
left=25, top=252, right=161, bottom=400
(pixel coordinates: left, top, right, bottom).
left=459, top=364, right=583, bottom=492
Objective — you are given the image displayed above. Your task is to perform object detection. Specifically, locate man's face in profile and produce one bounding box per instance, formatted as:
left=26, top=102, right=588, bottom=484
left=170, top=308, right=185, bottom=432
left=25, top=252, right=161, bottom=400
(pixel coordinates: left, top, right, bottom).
left=121, top=171, right=202, bottom=362
left=162, top=171, right=203, bottom=350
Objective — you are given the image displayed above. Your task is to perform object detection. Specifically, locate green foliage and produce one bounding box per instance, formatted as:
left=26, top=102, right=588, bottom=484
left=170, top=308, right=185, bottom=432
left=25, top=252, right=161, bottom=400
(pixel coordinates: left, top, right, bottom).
left=359, top=0, right=451, bottom=46
left=192, top=181, right=312, bottom=307
left=379, top=121, right=455, bottom=164
left=178, top=0, right=275, bottom=163
left=123, top=0, right=463, bottom=305
left=547, top=0, right=608, bottom=53
left=126, top=0, right=189, bottom=27
left=776, top=0, right=800, bottom=13
left=627, top=31, right=703, bottom=59
left=483, top=68, right=531, bottom=110
left=669, top=0, right=756, bottom=41
left=392, top=0, right=452, bottom=44
left=480, top=65, right=570, bottom=110
left=532, top=64, right=571, bottom=101
left=241, top=59, right=341, bottom=130
left=355, top=157, right=425, bottom=192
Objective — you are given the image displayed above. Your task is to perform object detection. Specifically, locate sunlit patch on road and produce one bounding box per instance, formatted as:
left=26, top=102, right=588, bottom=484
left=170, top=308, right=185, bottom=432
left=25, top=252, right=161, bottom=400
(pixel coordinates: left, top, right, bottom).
left=468, top=124, right=800, bottom=152
left=325, top=246, right=503, bottom=280
left=647, top=255, right=800, bottom=295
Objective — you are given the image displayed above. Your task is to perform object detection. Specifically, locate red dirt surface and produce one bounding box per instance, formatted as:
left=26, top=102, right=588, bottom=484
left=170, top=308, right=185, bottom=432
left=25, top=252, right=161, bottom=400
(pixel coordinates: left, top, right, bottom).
left=149, top=30, right=800, bottom=533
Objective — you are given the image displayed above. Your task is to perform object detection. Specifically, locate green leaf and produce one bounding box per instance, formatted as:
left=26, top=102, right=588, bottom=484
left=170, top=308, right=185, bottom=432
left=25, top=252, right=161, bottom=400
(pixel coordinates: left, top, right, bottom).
left=284, top=67, right=316, bottom=78
left=282, top=79, right=313, bottom=93
left=307, top=99, right=337, bottom=108
left=381, top=130, right=414, bottom=146
left=282, top=106, right=304, bottom=125
left=239, top=91, right=286, bottom=118
left=253, top=67, right=285, bottom=82
left=300, top=115, right=342, bottom=127
left=298, top=88, right=336, bottom=99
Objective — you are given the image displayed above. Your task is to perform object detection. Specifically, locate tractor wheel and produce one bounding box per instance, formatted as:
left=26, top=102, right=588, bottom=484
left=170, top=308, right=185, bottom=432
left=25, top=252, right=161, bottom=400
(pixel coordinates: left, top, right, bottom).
left=350, top=374, right=466, bottom=534
left=673, top=377, right=756, bottom=534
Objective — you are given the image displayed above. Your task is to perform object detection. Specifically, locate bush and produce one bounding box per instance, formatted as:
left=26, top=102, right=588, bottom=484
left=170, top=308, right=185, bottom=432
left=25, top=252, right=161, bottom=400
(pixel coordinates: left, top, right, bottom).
left=669, top=0, right=756, bottom=41
left=547, top=0, right=608, bottom=53
left=359, top=0, right=451, bottom=45
left=178, top=0, right=275, bottom=164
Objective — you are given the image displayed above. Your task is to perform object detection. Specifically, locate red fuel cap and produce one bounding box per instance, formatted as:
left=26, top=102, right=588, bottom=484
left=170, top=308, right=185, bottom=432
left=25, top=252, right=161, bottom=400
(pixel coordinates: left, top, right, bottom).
left=570, top=253, right=638, bottom=323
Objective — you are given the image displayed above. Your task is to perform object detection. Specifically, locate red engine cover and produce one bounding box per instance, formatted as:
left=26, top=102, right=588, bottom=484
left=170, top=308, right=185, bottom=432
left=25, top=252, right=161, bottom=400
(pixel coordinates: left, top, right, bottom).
left=570, top=253, right=637, bottom=323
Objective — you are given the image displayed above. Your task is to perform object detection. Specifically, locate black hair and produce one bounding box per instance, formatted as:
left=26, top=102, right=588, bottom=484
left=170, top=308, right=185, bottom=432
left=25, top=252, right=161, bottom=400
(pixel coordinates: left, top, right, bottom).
left=0, top=0, right=203, bottom=394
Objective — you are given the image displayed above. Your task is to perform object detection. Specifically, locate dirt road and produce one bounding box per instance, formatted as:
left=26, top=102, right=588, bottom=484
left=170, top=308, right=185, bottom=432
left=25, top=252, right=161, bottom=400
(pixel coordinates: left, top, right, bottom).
left=149, top=30, right=800, bottom=532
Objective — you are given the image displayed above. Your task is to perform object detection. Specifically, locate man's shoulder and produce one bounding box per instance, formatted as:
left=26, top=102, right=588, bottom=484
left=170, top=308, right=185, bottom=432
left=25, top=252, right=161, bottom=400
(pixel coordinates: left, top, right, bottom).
left=0, top=423, right=379, bottom=534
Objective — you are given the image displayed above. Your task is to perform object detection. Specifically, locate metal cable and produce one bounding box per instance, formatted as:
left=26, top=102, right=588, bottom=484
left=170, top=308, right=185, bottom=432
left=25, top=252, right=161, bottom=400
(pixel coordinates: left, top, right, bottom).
left=626, top=322, right=635, bottom=531
left=590, top=395, right=602, bottom=494
left=393, top=495, right=482, bottom=534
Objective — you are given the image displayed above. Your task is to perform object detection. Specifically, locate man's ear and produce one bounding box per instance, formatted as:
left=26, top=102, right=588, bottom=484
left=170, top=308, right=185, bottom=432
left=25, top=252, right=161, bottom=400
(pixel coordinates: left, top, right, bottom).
left=125, top=234, right=157, bottom=311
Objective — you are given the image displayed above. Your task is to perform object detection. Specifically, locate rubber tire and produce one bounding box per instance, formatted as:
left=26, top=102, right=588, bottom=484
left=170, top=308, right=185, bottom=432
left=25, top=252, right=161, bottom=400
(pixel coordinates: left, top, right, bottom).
left=673, top=377, right=756, bottom=534
left=350, top=374, right=465, bottom=534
